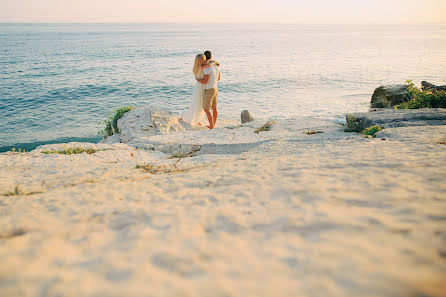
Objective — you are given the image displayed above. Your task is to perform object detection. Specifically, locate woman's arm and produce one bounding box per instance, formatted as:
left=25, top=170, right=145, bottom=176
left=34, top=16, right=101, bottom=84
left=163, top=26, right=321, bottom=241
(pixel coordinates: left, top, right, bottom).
left=201, top=60, right=220, bottom=69
left=196, top=74, right=210, bottom=84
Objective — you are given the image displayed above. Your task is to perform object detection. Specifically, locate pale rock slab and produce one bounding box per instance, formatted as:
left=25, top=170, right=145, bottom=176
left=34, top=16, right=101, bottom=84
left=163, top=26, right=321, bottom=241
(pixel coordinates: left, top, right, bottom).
left=117, top=107, right=186, bottom=143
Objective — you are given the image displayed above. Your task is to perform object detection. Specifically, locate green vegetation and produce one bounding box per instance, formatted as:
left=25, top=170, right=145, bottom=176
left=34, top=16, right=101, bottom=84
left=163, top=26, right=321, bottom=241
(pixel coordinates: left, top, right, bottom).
left=255, top=121, right=277, bottom=134
left=4, top=185, right=23, bottom=196
left=398, top=80, right=446, bottom=109
left=3, top=185, right=42, bottom=197
left=42, top=147, right=103, bottom=155
left=362, top=125, right=382, bottom=138
left=100, top=106, right=133, bottom=136
left=9, top=147, right=27, bottom=153
left=344, top=114, right=360, bottom=132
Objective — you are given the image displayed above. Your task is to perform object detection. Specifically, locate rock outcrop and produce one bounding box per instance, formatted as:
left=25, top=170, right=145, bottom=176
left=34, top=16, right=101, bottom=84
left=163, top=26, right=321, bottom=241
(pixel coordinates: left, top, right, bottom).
left=370, top=85, right=410, bottom=108
left=117, top=107, right=185, bottom=143
left=241, top=110, right=254, bottom=123
left=421, top=81, right=446, bottom=92
left=346, top=108, right=446, bottom=131
left=99, top=106, right=338, bottom=156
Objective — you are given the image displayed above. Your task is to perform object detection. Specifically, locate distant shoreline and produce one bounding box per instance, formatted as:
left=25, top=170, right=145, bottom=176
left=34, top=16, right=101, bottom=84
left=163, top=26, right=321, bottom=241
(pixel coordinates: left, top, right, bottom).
left=1, top=22, right=446, bottom=25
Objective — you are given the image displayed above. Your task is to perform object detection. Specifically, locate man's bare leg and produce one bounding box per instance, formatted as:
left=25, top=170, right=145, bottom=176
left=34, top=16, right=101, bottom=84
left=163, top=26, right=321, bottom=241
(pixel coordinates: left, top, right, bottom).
left=212, top=94, right=218, bottom=127
left=204, top=109, right=214, bottom=129
left=212, top=106, right=218, bottom=127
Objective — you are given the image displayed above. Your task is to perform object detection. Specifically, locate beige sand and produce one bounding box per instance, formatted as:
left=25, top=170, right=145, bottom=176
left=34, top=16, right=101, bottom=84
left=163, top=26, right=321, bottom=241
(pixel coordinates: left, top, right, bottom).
left=1, top=118, right=445, bottom=297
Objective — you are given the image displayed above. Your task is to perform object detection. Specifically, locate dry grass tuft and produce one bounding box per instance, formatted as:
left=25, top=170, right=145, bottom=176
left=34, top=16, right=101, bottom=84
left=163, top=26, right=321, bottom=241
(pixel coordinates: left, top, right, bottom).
left=136, top=163, right=191, bottom=174
left=255, top=121, right=277, bottom=134
left=42, top=147, right=109, bottom=155
left=9, top=147, right=27, bottom=153
left=169, top=152, right=197, bottom=160
left=304, top=130, right=323, bottom=135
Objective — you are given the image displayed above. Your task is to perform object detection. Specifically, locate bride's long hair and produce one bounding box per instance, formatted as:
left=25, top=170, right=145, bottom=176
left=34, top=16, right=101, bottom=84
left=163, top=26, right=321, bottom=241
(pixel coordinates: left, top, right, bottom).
left=192, top=54, right=206, bottom=79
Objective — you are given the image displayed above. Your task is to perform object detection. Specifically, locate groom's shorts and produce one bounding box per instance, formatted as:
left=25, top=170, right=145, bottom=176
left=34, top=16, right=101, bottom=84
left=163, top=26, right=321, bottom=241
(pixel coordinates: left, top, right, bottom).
left=203, top=88, right=218, bottom=110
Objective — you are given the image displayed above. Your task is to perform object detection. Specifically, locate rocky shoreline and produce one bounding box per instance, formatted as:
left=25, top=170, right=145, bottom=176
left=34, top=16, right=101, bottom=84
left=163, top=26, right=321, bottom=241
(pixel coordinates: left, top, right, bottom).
left=1, top=104, right=446, bottom=296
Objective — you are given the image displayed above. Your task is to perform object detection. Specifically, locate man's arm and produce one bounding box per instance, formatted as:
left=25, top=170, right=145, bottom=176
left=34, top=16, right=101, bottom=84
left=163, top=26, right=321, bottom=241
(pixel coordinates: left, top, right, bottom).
left=196, top=74, right=210, bottom=85
left=218, top=71, right=221, bottom=81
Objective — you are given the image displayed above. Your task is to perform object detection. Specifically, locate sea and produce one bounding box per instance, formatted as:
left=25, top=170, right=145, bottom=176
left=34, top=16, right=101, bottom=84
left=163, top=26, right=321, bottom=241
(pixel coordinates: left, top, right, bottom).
left=1, top=23, right=446, bottom=152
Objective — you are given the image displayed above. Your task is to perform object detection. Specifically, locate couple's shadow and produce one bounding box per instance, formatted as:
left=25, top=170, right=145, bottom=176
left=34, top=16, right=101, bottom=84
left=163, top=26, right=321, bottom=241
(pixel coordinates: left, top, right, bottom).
left=179, top=120, right=211, bottom=131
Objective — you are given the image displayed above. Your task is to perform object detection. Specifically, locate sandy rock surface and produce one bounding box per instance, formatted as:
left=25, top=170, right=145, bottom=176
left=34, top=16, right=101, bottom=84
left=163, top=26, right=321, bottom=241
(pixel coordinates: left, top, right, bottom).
left=1, top=116, right=446, bottom=297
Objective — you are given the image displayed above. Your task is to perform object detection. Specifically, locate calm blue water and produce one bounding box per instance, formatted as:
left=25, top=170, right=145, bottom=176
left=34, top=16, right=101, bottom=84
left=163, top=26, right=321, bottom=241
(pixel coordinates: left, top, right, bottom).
left=1, top=23, right=446, bottom=151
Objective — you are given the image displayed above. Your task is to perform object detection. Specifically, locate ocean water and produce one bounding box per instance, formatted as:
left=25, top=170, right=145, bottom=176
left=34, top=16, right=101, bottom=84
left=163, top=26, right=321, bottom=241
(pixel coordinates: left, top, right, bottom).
left=1, top=23, right=446, bottom=151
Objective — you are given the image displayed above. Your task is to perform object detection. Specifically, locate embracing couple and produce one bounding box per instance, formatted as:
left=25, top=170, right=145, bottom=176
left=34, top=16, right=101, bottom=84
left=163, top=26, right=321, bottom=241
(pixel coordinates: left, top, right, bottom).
left=180, top=51, right=221, bottom=129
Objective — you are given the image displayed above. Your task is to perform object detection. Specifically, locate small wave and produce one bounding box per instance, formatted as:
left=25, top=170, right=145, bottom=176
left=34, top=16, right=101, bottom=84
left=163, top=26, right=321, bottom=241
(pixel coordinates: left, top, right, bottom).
left=343, top=93, right=372, bottom=98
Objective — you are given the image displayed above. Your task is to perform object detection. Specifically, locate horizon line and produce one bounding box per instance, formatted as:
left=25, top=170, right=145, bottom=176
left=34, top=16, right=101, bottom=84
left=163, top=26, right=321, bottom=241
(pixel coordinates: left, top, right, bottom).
left=1, top=21, right=446, bottom=25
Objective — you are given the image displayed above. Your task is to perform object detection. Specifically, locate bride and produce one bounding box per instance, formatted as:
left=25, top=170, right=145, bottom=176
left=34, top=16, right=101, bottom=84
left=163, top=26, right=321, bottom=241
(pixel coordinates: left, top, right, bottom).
left=180, top=54, right=216, bottom=126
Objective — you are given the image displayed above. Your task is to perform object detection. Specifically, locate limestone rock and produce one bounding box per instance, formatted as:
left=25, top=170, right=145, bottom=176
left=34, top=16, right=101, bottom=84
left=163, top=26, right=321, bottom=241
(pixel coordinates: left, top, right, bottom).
left=370, top=85, right=410, bottom=108
left=101, top=133, right=121, bottom=144
left=421, top=81, right=446, bottom=92
left=346, top=108, right=446, bottom=131
left=117, top=107, right=185, bottom=143
left=241, top=110, right=254, bottom=123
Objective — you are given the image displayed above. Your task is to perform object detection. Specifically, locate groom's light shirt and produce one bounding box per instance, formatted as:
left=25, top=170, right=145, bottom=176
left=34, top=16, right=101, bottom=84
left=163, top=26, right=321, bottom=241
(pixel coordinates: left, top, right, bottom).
left=203, top=65, right=220, bottom=90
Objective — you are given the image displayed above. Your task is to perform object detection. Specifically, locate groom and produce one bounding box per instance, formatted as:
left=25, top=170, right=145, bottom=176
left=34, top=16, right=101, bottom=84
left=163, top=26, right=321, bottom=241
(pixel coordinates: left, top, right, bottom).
left=196, top=50, right=220, bottom=129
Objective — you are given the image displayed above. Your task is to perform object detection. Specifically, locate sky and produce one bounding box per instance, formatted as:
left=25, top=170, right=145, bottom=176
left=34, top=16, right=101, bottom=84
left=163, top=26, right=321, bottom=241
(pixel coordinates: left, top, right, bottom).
left=1, top=0, right=445, bottom=23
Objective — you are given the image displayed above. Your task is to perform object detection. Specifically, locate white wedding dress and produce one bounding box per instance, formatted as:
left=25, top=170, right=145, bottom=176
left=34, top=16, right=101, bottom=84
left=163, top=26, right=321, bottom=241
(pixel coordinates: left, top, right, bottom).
left=180, top=74, right=205, bottom=126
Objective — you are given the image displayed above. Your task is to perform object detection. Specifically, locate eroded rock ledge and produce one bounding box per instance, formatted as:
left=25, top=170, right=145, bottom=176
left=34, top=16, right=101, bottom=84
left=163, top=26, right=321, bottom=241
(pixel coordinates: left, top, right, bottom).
left=101, top=106, right=281, bottom=155
left=347, top=108, right=446, bottom=131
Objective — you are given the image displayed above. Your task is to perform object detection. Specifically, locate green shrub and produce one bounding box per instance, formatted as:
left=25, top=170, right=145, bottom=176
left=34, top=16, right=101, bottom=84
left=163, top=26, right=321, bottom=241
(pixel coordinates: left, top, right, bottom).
left=101, top=107, right=133, bottom=136
left=398, top=80, right=446, bottom=109
left=362, top=125, right=382, bottom=138
left=344, top=114, right=360, bottom=132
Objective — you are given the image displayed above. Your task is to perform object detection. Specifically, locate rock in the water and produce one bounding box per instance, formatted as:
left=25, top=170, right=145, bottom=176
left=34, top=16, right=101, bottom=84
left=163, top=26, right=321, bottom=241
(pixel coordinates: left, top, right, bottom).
left=241, top=110, right=254, bottom=123
left=421, top=81, right=446, bottom=92
left=370, top=85, right=410, bottom=108
left=117, top=107, right=185, bottom=143
left=346, top=108, right=446, bottom=131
